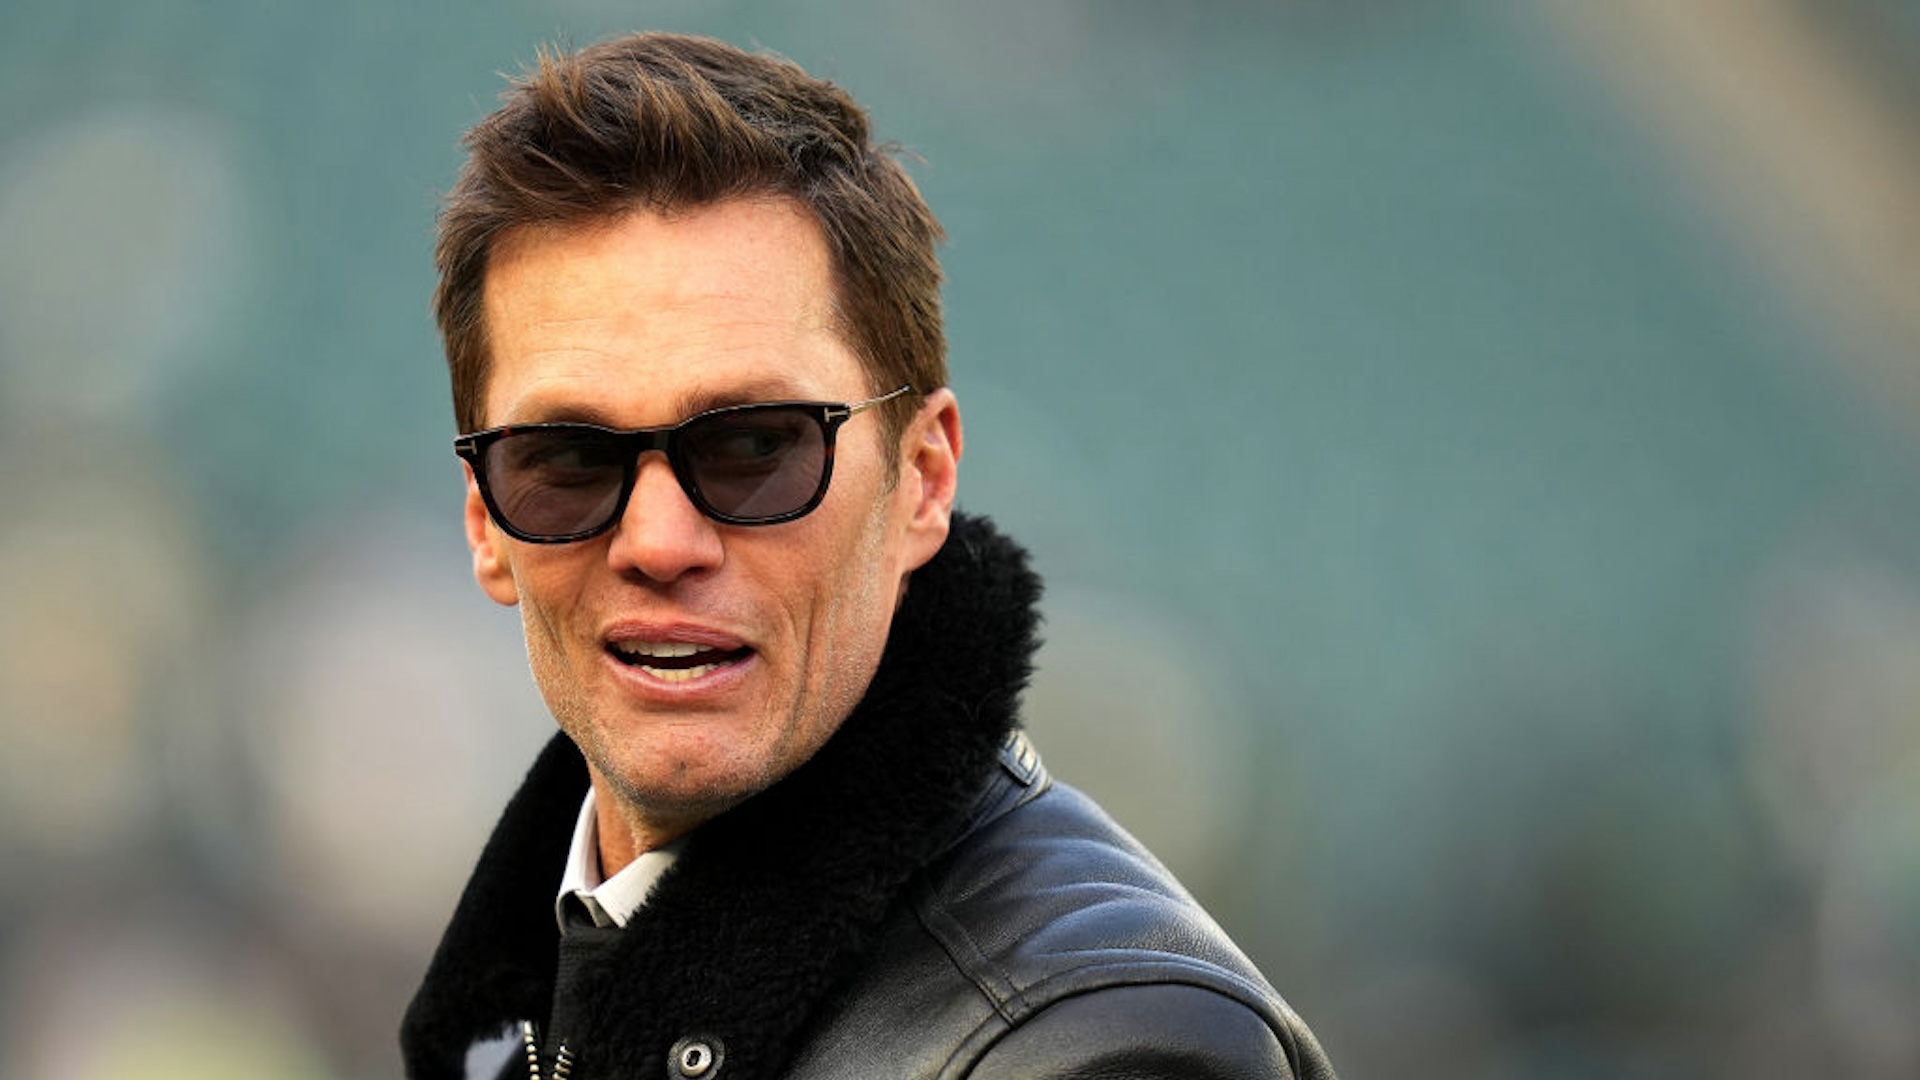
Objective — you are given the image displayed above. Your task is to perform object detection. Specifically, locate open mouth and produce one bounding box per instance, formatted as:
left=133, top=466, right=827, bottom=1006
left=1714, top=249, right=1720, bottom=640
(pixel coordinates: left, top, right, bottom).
left=607, top=640, right=754, bottom=683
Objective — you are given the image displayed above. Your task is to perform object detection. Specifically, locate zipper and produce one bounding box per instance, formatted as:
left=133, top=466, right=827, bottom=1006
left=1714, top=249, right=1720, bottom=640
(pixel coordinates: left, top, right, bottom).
left=521, top=1020, right=574, bottom=1080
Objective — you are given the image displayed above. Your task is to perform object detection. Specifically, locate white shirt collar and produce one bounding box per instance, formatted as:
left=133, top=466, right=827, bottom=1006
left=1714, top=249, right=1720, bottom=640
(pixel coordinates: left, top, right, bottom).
left=555, top=787, right=682, bottom=933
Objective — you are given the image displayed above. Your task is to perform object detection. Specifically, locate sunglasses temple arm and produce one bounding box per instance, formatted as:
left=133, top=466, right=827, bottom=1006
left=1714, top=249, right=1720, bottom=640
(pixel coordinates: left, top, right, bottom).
left=835, top=384, right=915, bottom=421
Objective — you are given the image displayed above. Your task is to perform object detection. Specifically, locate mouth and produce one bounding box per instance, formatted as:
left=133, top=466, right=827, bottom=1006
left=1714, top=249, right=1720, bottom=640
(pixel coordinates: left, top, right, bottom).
left=606, top=639, right=755, bottom=683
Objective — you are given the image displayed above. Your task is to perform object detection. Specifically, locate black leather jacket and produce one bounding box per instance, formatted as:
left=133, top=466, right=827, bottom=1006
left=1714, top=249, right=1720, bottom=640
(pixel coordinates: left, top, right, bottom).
left=403, top=515, right=1336, bottom=1079
left=782, top=733, right=1336, bottom=1079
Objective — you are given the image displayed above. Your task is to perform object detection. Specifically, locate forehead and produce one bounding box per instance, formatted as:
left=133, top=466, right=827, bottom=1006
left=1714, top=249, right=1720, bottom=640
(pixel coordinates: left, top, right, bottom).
left=479, top=198, right=860, bottom=426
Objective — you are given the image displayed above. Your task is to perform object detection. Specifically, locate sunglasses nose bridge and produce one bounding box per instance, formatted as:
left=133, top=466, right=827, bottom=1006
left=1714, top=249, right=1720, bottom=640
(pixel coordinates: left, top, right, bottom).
left=619, top=426, right=703, bottom=511
left=597, top=426, right=670, bottom=476
left=626, top=427, right=676, bottom=463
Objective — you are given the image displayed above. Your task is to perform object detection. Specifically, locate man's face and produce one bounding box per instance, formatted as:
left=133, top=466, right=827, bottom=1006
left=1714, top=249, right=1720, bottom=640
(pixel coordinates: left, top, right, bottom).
left=463, top=197, right=958, bottom=843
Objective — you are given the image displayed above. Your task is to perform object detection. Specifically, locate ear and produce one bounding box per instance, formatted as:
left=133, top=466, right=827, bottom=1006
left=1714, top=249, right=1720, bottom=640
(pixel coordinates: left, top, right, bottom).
left=894, top=387, right=962, bottom=572
left=464, top=463, right=520, bottom=607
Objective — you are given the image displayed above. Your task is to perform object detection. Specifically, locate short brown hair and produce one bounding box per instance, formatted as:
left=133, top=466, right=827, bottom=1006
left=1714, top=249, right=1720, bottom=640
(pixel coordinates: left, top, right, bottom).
left=435, top=32, right=946, bottom=442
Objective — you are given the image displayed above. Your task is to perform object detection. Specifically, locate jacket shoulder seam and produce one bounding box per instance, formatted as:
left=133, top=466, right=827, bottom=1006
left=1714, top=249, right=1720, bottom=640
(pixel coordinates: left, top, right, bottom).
left=910, top=875, right=1030, bottom=1023
left=1005, top=955, right=1289, bottom=1028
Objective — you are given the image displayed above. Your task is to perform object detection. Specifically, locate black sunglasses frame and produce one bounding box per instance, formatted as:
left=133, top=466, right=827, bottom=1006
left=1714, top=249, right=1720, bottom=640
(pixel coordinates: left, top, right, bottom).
left=454, top=386, right=914, bottom=543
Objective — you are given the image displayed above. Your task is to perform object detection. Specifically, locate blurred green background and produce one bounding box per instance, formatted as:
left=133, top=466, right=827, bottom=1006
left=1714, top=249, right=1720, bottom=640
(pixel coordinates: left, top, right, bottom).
left=3, top=2, right=1919, bottom=1077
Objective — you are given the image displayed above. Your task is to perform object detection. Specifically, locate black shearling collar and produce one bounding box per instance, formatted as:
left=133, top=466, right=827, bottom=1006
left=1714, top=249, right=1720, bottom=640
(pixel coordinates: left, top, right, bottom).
left=402, top=511, right=1042, bottom=1080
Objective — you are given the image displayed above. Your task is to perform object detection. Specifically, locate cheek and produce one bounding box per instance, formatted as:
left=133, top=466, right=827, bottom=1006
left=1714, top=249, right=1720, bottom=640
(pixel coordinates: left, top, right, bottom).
left=517, top=586, right=599, bottom=734
left=518, top=599, right=572, bottom=689
left=507, top=557, right=595, bottom=672
left=797, top=508, right=899, bottom=704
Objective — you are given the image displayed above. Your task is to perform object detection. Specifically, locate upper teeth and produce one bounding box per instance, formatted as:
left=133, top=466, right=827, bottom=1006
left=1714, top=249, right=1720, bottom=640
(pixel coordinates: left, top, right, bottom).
left=614, top=640, right=706, bottom=658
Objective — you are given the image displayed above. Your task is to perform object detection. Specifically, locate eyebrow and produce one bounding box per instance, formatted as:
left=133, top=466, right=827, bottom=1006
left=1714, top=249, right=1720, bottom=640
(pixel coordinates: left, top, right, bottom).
left=676, top=378, right=820, bottom=417
left=508, top=402, right=620, bottom=426
left=501, top=377, right=839, bottom=429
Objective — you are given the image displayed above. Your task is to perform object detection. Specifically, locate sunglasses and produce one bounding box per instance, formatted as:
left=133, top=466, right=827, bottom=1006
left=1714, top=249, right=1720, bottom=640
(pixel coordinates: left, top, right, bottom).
left=455, top=386, right=914, bottom=543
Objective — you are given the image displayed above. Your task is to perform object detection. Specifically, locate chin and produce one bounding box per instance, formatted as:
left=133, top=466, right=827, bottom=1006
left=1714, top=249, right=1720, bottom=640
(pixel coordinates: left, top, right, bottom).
left=602, top=749, right=780, bottom=822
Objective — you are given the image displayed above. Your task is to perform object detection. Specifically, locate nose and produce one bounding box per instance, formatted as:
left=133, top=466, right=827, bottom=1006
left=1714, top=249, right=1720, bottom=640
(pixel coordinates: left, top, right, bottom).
left=605, top=454, right=725, bottom=582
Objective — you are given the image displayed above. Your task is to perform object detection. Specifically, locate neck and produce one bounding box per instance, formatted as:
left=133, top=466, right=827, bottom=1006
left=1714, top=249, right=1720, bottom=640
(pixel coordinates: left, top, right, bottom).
left=589, top=773, right=712, bottom=877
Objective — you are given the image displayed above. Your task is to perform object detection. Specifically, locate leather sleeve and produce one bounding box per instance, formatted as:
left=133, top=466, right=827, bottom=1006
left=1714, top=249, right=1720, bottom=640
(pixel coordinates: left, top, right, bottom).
left=965, top=983, right=1301, bottom=1080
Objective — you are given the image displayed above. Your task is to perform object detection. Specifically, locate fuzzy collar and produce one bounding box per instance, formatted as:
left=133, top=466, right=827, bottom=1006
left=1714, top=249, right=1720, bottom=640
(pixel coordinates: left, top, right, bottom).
left=402, top=512, right=1041, bottom=1079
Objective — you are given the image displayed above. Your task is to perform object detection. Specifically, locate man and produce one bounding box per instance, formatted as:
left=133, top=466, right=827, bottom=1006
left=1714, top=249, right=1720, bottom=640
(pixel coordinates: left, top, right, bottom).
left=403, top=31, right=1336, bottom=1080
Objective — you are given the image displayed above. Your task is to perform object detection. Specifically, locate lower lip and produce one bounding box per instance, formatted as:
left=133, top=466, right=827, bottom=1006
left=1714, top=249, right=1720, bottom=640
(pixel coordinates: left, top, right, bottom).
left=602, top=648, right=756, bottom=699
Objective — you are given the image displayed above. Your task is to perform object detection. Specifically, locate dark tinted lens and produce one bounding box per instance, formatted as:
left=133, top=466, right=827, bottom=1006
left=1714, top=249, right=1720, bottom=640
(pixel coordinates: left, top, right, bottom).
left=485, top=428, right=628, bottom=537
left=680, top=406, right=826, bottom=519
